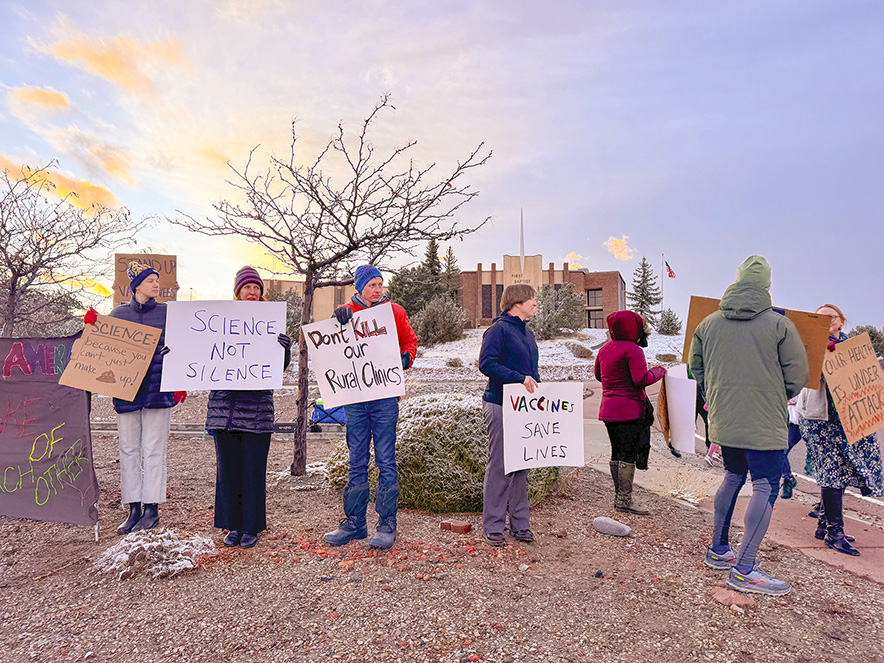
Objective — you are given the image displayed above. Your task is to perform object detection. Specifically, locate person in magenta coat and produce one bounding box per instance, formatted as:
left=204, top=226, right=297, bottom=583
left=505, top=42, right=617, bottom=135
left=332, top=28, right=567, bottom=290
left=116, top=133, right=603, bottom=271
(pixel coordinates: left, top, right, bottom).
left=594, top=311, right=666, bottom=515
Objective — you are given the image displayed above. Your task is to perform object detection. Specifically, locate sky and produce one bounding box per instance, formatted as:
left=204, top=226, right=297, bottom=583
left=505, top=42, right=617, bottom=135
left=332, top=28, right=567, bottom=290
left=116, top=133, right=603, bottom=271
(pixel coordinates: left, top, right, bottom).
left=2, top=1, right=883, bottom=327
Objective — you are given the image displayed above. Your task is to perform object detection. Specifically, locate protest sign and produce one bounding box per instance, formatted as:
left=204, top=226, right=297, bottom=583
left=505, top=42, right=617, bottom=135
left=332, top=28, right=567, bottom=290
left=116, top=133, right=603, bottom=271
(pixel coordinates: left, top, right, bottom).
left=502, top=382, right=585, bottom=474
left=662, top=364, right=697, bottom=455
left=160, top=301, right=286, bottom=390
left=682, top=295, right=830, bottom=389
left=59, top=314, right=160, bottom=400
left=113, top=253, right=179, bottom=306
left=302, top=302, right=405, bottom=408
left=0, top=335, right=99, bottom=526
left=820, top=333, right=884, bottom=444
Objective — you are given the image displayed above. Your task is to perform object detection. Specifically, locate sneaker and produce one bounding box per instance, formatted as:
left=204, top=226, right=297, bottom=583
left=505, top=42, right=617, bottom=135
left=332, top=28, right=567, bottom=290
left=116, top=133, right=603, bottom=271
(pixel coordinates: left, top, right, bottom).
left=781, top=475, right=797, bottom=499
left=483, top=531, right=506, bottom=547
left=704, top=546, right=737, bottom=570
left=704, top=454, right=714, bottom=467
left=510, top=529, right=535, bottom=543
left=727, top=565, right=791, bottom=596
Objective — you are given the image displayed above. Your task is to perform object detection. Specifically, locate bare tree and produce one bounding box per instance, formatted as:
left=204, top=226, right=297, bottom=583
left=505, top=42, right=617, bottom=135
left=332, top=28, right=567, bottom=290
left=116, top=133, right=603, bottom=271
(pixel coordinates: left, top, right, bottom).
left=173, top=95, right=491, bottom=475
left=0, top=161, right=138, bottom=337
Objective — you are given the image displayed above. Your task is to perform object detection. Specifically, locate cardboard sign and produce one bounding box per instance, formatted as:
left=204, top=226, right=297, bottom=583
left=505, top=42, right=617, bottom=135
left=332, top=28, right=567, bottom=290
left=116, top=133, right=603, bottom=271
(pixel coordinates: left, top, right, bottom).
left=160, top=301, right=286, bottom=390
left=302, top=303, right=405, bottom=408
left=0, top=335, right=99, bottom=526
left=821, top=333, right=884, bottom=444
left=683, top=295, right=830, bottom=389
left=59, top=314, right=160, bottom=400
left=114, top=253, right=179, bottom=306
left=502, top=382, right=585, bottom=474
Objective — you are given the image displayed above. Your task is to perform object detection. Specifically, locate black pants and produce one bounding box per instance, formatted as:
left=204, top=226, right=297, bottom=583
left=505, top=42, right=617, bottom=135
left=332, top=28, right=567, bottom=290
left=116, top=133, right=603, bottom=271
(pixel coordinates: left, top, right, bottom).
left=213, top=431, right=271, bottom=534
left=604, top=419, right=651, bottom=469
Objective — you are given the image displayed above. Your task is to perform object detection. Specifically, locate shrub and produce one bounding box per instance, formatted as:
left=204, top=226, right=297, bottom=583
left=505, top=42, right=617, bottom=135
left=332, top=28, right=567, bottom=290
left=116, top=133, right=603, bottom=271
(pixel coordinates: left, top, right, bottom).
left=566, top=342, right=594, bottom=359
left=445, top=357, right=463, bottom=368
left=411, top=294, right=466, bottom=346
left=656, top=308, right=683, bottom=336
left=655, top=353, right=678, bottom=363
left=326, top=393, right=560, bottom=512
left=529, top=283, right=585, bottom=340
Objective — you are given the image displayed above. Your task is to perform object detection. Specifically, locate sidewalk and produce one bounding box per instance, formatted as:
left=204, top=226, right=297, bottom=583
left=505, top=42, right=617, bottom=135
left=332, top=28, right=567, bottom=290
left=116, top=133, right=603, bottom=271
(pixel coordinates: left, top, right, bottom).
left=582, top=418, right=884, bottom=585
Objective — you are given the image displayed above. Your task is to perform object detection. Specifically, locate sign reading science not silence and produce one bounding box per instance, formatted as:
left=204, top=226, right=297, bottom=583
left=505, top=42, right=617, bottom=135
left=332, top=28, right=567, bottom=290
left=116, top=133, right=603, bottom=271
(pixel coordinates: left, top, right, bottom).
left=302, top=302, right=405, bottom=408
left=502, top=382, right=585, bottom=474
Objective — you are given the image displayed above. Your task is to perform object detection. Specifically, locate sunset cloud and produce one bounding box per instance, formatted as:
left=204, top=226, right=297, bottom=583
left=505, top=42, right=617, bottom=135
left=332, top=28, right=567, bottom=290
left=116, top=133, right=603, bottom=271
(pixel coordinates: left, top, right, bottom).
left=603, top=235, right=635, bottom=261
left=0, top=155, right=121, bottom=211
left=564, top=251, right=583, bottom=269
left=9, top=86, right=71, bottom=111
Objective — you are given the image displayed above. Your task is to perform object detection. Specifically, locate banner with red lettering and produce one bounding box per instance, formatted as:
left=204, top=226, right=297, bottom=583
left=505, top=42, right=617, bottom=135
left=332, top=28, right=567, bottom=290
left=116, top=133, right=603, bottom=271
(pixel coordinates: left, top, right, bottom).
left=0, top=335, right=99, bottom=526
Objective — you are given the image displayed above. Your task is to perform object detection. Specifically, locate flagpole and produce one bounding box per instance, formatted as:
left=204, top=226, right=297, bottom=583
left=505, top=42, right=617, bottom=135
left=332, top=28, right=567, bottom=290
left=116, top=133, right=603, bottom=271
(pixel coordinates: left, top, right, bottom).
left=661, top=253, right=665, bottom=310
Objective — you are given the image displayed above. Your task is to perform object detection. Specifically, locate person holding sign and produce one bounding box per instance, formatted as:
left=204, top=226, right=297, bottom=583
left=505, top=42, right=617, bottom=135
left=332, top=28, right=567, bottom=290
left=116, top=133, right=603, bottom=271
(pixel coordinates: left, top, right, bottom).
left=594, top=311, right=666, bottom=515
left=797, top=304, right=883, bottom=556
left=478, top=284, right=540, bottom=547
left=691, top=256, right=808, bottom=596
left=206, top=267, right=292, bottom=549
left=90, top=260, right=187, bottom=534
left=323, top=265, right=417, bottom=550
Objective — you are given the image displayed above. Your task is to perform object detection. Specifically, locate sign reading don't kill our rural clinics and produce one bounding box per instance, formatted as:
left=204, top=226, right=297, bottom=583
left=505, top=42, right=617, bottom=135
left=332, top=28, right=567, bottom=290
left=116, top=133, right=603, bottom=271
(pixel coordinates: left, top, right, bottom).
left=160, top=301, right=287, bottom=391
left=502, top=382, right=585, bottom=474
left=302, top=302, right=405, bottom=409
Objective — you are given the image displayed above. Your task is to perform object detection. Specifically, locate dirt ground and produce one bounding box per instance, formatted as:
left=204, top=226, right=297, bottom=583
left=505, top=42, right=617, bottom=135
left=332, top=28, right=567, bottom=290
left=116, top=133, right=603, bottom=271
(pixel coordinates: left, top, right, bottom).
left=2, top=394, right=884, bottom=663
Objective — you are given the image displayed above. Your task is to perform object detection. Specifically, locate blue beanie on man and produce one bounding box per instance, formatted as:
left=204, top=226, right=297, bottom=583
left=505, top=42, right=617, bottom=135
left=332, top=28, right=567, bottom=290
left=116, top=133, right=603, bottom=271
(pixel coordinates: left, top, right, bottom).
left=354, top=265, right=383, bottom=294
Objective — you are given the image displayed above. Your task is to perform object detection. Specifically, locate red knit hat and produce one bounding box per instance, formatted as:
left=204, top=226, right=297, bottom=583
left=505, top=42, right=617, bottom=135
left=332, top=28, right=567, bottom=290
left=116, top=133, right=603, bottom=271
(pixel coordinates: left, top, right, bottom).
left=234, top=266, right=264, bottom=297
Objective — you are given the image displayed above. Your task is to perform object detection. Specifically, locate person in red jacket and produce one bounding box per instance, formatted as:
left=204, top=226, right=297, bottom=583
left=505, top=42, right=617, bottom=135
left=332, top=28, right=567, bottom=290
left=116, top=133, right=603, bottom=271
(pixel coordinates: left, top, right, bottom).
left=323, top=265, right=417, bottom=549
left=594, top=311, right=666, bottom=515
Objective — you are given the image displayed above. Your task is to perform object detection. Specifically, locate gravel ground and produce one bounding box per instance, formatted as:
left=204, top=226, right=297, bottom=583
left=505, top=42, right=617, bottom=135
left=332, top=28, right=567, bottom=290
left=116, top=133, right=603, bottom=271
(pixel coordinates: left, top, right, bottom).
left=2, top=417, right=884, bottom=662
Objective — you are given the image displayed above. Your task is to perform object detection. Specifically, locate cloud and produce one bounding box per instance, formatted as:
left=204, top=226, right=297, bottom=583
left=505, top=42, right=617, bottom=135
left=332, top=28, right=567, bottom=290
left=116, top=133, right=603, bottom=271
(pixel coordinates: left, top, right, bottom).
left=564, top=252, right=583, bottom=269
left=0, top=155, right=121, bottom=210
left=603, top=235, right=635, bottom=261
left=9, top=86, right=71, bottom=111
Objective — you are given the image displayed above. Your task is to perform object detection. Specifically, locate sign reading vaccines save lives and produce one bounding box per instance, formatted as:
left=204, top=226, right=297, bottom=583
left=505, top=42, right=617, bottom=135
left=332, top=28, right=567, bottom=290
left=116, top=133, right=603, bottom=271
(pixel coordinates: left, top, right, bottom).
left=502, top=382, right=585, bottom=474
left=302, top=302, right=405, bottom=408
left=160, top=301, right=286, bottom=390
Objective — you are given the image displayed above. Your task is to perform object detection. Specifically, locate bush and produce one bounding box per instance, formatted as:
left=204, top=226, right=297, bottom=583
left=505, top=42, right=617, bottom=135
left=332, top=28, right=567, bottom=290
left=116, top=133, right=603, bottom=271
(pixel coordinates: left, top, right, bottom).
left=326, top=393, right=560, bottom=512
left=411, top=294, right=466, bottom=346
left=566, top=342, right=594, bottom=360
left=656, top=308, right=683, bottom=336
left=529, top=283, right=585, bottom=341
left=445, top=357, right=463, bottom=367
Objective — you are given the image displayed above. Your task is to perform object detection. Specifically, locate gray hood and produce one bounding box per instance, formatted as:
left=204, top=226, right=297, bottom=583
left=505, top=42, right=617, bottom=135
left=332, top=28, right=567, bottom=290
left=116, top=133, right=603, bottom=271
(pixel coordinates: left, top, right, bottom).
left=719, top=255, right=772, bottom=321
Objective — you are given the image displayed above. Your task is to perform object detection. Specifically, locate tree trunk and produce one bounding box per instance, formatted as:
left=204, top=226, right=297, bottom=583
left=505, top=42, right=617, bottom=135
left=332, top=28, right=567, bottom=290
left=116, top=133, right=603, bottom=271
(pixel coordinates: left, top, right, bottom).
left=290, top=272, right=316, bottom=476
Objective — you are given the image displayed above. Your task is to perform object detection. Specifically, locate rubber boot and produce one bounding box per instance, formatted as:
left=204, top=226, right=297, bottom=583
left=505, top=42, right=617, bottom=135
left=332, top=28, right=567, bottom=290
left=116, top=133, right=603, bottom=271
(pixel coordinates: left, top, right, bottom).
left=323, top=482, right=369, bottom=546
left=614, top=462, right=650, bottom=515
left=370, top=483, right=399, bottom=549
left=117, top=503, right=142, bottom=535
left=821, top=487, right=859, bottom=556
left=132, top=503, right=160, bottom=531
left=609, top=461, right=621, bottom=510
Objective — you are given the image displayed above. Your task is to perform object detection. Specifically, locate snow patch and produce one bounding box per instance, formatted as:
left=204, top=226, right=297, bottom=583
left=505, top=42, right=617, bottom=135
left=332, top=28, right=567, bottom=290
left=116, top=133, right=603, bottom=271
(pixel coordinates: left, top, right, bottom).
left=93, top=529, right=216, bottom=580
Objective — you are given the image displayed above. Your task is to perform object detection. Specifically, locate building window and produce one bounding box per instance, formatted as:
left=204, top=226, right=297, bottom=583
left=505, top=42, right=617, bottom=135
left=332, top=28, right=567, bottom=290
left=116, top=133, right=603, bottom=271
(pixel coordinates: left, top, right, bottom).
left=482, top=285, right=492, bottom=319
left=495, top=284, right=504, bottom=314
left=587, top=309, right=605, bottom=329
left=586, top=288, right=603, bottom=307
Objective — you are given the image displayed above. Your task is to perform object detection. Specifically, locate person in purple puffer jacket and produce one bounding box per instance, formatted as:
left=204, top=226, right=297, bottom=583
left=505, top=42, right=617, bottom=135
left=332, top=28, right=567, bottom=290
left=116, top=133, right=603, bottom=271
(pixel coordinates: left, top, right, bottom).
left=594, top=311, right=666, bottom=515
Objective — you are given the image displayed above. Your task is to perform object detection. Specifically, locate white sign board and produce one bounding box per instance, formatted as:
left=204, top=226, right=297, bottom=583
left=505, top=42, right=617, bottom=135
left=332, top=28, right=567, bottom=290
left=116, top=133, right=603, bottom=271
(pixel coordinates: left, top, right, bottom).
left=302, top=302, right=405, bottom=408
left=160, top=301, right=286, bottom=391
left=502, top=382, right=585, bottom=474
left=664, top=364, right=698, bottom=455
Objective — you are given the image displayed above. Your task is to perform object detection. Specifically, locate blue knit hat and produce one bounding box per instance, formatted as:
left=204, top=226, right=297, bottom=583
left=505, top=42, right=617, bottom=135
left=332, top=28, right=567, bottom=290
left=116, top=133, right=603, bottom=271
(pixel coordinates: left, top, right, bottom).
left=354, top=265, right=383, bottom=294
left=127, top=260, right=160, bottom=294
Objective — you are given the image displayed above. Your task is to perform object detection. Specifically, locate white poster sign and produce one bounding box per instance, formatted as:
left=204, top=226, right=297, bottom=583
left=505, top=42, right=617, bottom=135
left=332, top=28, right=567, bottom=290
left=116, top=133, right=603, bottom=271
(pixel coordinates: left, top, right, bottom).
left=502, top=382, right=585, bottom=474
left=302, top=302, right=405, bottom=408
left=664, top=364, right=698, bottom=455
left=160, top=301, right=286, bottom=390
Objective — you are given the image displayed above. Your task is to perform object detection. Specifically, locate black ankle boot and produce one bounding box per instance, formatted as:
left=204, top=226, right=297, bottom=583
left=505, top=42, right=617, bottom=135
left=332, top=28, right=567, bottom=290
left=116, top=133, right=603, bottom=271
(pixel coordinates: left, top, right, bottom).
left=820, top=487, right=858, bottom=554
left=132, top=503, right=160, bottom=531
left=117, top=503, right=142, bottom=535
left=826, top=530, right=860, bottom=556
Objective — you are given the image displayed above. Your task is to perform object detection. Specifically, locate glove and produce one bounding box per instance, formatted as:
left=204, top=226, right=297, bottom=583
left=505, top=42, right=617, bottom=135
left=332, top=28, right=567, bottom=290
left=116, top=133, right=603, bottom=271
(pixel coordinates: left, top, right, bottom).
left=401, top=352, right=412, bottom=369
left=333, top=307, right=353, bottom=325
left=277, top=333, right=292, bottom=350
left=173, top=391, right=187, bottom=404
left=83, top=308, right=97, bottom=325
left=650, top=366, right=667, bottom=382
left=159, top=346, right=170, bottom=356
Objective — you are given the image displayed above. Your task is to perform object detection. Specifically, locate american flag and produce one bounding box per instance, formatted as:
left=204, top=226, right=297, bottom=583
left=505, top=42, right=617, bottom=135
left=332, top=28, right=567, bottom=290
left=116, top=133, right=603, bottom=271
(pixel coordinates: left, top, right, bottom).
left=665, top=261, right=676, bottom=278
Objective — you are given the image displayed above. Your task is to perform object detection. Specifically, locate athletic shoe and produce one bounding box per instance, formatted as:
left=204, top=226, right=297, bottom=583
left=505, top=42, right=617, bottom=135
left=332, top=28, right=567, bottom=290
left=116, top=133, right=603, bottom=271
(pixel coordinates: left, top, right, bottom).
left=704, top=546, right=737, bottom=570
left=510, top=529, right=535, bottom=543
left=727, top=565, right=791, bottom=596
left=781, top=475, right=797, bottom=499
left=483, top=531, right=506, bottom=547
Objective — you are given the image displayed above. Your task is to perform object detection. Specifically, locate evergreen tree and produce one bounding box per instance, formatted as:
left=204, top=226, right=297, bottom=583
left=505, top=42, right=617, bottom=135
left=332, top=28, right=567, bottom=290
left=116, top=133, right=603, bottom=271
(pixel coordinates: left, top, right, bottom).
left=423, top=239, right=442, bottom=275
left=656, top=308, right=683, bottom=335
left=627, top=256, right=663, bottom=325
left=529, top=283, right=585, bottom=340
left=442, top=245, right=461, bottom=300
left=848, top=325, right=884, bottom=358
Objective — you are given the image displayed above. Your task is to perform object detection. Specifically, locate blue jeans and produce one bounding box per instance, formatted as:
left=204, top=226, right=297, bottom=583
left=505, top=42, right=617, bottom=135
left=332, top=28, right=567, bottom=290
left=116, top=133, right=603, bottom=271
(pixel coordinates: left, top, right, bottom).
left=344, top=397, right=399, bottom=487
left=782, top=423, right=801, bottom=477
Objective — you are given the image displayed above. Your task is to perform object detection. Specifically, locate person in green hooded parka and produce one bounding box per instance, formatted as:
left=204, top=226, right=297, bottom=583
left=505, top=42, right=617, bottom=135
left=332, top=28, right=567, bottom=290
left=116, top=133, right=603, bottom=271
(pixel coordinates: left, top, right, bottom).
left=690, top=255, right=808, bottom=596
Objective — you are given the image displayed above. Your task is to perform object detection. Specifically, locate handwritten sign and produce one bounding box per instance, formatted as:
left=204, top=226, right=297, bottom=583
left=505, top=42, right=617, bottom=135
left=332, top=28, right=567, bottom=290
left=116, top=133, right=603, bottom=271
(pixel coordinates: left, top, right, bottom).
left=0, top=335, right=99, bottom=526
left=502, top=382, right=585, bottom=474
left=160, top=301, right=286, bottom=390
left=113, top=253, right=179, bottom=306
left=59, top=314, right=160, bottom=400
left=821, top=333, right=884, bottom=444
left=683, top=295, right=830, bottom=389
left=302, top=303, right=405, bottom=408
